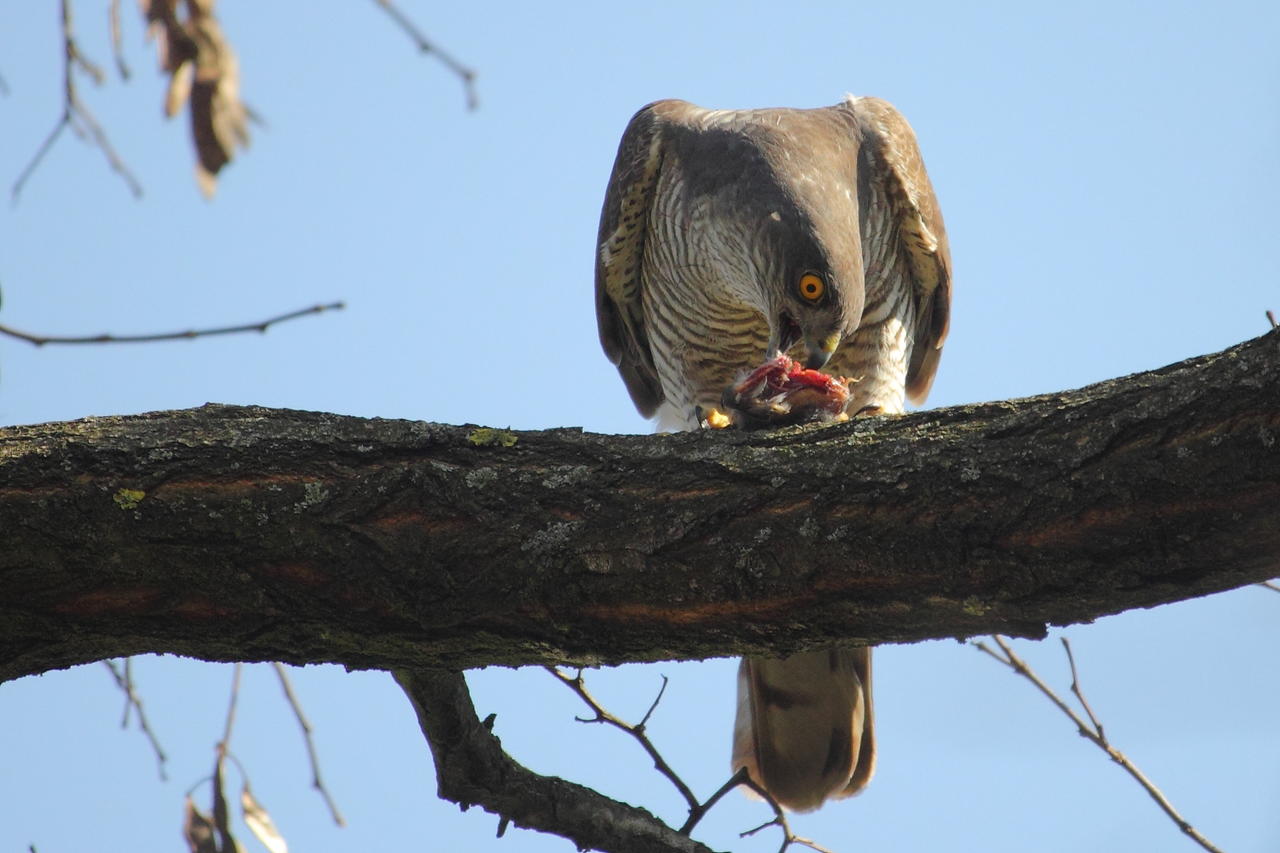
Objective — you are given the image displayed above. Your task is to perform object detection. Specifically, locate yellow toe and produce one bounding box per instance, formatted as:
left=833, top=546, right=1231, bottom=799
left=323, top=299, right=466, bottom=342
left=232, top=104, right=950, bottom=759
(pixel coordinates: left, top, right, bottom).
left=703, top=408, right=733, bottom=429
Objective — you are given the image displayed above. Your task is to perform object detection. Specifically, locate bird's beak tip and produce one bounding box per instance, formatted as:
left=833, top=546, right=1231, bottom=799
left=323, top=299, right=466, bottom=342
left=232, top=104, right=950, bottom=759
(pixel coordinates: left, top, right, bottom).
left=804, top=333, right=840, bottom=369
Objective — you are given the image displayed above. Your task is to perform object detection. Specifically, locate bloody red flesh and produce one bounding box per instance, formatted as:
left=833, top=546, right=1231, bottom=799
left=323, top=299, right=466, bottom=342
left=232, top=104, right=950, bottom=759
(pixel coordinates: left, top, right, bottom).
left=725, top=354, right=851, bottom=424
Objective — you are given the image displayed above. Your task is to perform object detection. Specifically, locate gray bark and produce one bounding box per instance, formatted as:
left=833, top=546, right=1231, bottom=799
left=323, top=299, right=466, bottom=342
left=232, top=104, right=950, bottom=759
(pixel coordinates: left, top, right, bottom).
left=2, top=329, right=1278, bottom=684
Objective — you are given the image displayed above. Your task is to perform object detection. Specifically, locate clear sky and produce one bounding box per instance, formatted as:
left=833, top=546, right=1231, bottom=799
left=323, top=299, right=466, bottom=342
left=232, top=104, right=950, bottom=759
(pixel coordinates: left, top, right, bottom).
left=1, top=2, right=1277, bottom=852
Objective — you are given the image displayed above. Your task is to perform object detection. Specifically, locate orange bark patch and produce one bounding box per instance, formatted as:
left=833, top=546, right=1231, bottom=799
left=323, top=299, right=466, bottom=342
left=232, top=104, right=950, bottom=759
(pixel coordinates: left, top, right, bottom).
left=580, top=594, right=818, bottom=626
left=171, top=596, right=238, bottom=620
left=255, top=561, right=329, bottom=587
left=367, top=510, right=469, bottom=535
left=53, top=587, right=163, bottom=616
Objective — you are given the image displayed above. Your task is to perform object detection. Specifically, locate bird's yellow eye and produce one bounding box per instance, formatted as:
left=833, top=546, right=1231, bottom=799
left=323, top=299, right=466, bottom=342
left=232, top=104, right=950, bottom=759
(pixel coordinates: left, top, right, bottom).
left=797, top=272, right=825, bottom=303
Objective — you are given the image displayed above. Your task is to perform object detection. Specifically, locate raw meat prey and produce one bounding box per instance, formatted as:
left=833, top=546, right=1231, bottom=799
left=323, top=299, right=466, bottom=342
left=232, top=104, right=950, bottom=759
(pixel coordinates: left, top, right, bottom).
left=717, top=354, right=852, bottom=429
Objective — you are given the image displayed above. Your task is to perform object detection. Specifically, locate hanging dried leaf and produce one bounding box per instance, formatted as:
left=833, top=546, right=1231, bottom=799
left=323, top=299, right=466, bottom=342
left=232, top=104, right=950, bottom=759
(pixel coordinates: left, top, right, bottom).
left=140, top=0, right=248, bottom=197
left=140, top=0, right=193, bottom=73
left=241, top=784, right=289, bottom=853
left=165, top=59, right=193, bottom=118
left=183, top=795, right=219, bottom=853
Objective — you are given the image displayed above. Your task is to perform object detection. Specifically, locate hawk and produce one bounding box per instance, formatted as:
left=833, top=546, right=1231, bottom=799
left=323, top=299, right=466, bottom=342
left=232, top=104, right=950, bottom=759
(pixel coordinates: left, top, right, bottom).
left=595, top=96, right=951, bottom=811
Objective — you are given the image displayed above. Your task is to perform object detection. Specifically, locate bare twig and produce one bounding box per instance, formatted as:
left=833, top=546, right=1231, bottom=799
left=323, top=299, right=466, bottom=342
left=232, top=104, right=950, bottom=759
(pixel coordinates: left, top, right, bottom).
left=102, top=658, right=168, bottom=779
left=12, top=0, right=142, bottom=202
left=975, top=636, right=1224, bottom=853
left=1258, top=580, right=1280, bottom=594
left=737, top=776, right=835, bottom=853
left=0, top=300, right=345, bottom=347
left=1060, top=638, right=1104, bottom=738
left=637, top=672, right=669, bottom=728
left=546, top=667, right=699, bottom=812
left=272, top=662, right=346, bottom=826
left=678, top=768, right=749, bottom=835
left=66, top=14, right=105, bottom=84
left=219, top=663, right=243, bottom=755
left=371, top=0, right=478, bottom=110
left=1268, top=309, right=1277, bottom=329
left=396, top=667, right=714, bottom=853
left=545, top=667, right=835, bottom=851
left=121, top=656, right=133, bottom=727
left=108, top=0, right=130, bottom=80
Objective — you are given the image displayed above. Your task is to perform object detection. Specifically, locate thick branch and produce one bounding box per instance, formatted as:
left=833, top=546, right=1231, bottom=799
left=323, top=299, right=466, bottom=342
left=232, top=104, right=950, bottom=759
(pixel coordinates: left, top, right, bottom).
left=2, top=330, right=1278, bottom=682
left=395, top=668, right=715, bottom=853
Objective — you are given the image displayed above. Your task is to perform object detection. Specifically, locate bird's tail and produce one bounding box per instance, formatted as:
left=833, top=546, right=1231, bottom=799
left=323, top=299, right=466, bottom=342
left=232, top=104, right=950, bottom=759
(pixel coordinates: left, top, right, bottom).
left=732, top=647, right=875, bottom=812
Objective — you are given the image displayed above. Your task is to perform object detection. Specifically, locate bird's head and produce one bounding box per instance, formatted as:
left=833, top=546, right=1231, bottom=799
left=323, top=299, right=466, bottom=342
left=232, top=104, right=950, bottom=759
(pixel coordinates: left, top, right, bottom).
left=766, top=263, right=861, bottom=370
left=692, top=119, right=865, bottom=369
left=752, top=181, right=864, bottom=370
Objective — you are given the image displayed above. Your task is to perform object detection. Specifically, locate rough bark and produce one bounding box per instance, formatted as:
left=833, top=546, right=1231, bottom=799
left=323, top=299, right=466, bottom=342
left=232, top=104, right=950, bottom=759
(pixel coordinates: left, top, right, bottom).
left=395, top=667, right=717, bottom=853
left=2, top=329, right=1278, bottom=683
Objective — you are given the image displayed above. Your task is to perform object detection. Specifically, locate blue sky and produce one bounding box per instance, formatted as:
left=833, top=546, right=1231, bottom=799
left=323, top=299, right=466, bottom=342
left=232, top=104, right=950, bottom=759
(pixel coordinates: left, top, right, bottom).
left=1, top=2, right=1277, bottom=851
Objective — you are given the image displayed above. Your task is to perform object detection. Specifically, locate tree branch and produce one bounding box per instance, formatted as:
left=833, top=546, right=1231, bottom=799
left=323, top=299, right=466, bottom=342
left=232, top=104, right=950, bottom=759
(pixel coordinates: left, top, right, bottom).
left=102, top=657, right=168, bottom=779
left=1, top=330, right=1278, bottom=683
left=372, top=0, right=478, bottom=110
left=12, top=0, right=142, bottom=202
left=0, top=301, right=344, bottom=346
left=395, top=668, right=716, bottom=853
left=547, top=668, right=701, bottom=814
left=975, top=637, right=1224, bottom=853
left=272, top=662, right=346, bottom=826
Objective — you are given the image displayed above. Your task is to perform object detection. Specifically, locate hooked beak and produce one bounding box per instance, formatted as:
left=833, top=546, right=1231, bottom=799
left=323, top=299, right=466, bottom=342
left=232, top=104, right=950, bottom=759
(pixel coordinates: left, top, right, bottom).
left=770, top=312, right=841, bottom=369
left=804, top=332, right=841, bottom=369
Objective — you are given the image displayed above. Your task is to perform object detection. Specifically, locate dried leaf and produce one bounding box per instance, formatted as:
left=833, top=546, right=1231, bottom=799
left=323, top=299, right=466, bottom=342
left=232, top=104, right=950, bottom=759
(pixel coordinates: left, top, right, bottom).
left=140, top=0, right=192, bottom=73
left=165, top=59, right=193, bottom=117
left=183, top=795, right=218, bottom=853
left=241, top=784, right=288, bottom=853
left=140, top=0, right=248, bottom=195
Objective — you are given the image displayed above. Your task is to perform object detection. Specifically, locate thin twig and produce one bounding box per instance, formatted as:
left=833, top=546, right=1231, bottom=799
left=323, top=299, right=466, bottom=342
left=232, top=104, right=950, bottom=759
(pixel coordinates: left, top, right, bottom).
left=545, top=667, right=699, bottom=812
left=120, top=656, right=133, bottom=727
left=66, top=13, right=105, bottom=84
left=1258, top=580, right=1280, bottom=594
left=975, top=636, right=1224, bottom=853
left=108, top=0, right=130, bottom=80
left=737, top=776, right=835, bottom=853
left=272, top=662, right=346, bottom=826
left=371, top=0, right=478, bottom=110
left=637, top=672, right=669, bottom=728
left=1267, top=309, right=1277, bottom=329
left=1060, top=638, right=1105, bottom=739
left=11, top=119, right=69, bottom=203
left=12, top=0, right=141, bottom=202
left=102, top=658, right=168, bottom=779
left=0, top=301, right=345, bottom=346
left=69, top=97, right=143, bottom=195
left=679, top=768, right=749, bottom=835
left=545, top=667, right=834, bottom=852
left=219, top=663, right=243, bottom=756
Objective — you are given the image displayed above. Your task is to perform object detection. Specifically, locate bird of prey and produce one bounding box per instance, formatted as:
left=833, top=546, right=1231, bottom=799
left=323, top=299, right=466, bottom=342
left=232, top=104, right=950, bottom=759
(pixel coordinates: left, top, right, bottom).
left=595, top=96, right=951, bottom=812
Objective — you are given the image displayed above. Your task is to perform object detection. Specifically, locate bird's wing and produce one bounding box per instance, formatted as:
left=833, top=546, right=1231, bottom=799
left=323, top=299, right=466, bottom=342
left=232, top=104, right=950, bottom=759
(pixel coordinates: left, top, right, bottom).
left=595, top=102, right=678, bottom=418
left=848, top=96, right=953, bottom=404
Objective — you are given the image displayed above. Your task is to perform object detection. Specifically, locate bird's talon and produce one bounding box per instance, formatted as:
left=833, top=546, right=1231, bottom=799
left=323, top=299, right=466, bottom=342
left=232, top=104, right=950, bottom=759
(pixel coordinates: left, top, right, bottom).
left=700, top=407, right=734, bottom=429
